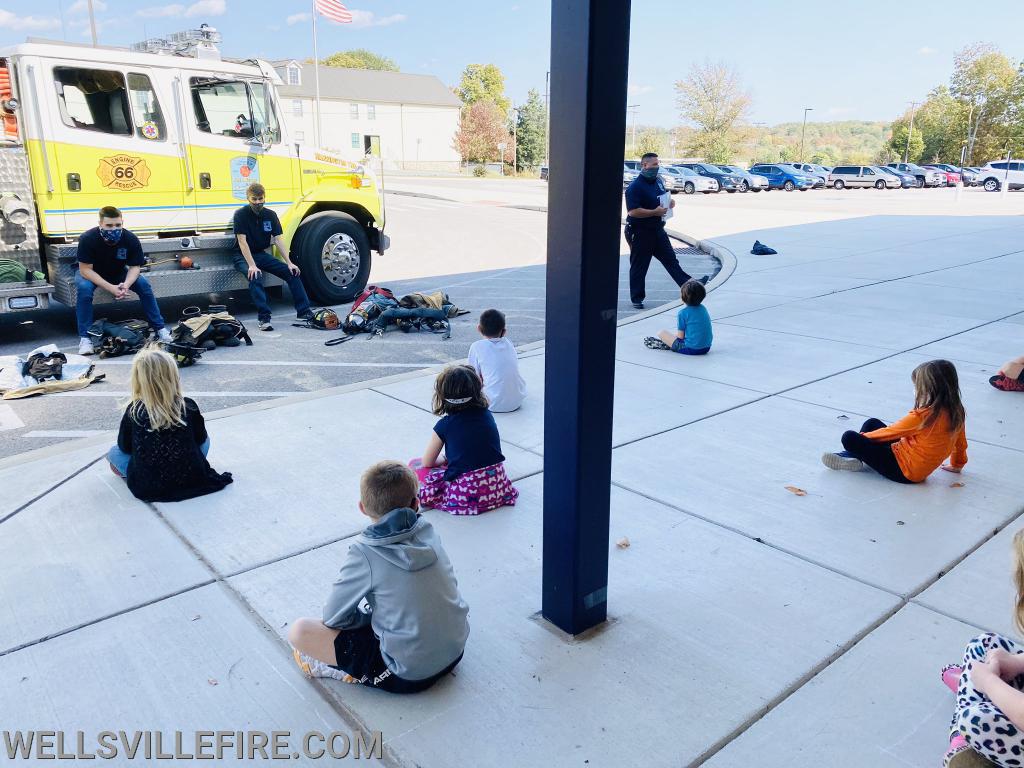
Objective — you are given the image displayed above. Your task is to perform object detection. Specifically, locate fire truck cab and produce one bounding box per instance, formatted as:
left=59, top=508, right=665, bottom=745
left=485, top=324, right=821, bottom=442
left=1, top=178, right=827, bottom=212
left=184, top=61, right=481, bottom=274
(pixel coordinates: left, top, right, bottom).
left=0, top=26, right=386, bottom=314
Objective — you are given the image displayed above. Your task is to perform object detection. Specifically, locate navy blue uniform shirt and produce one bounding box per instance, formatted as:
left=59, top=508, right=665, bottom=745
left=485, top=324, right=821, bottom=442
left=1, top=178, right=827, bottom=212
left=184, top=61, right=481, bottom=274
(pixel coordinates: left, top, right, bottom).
left=433, top=407, right=505, bottom=481
left=77, top=228, right=145, bottom=284
left=624, top=175, right=667, bottom=231
left=233, top=206, right=283, bottom=255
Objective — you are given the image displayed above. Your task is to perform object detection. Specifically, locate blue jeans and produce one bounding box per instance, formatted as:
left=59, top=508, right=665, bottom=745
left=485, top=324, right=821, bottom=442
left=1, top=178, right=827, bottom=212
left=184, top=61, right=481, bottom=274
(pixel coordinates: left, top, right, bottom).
left=232, top=251, right=312, bottom=322
left=75, top=271, right=166, bottom=338
left=108, top=439, right=210, bottom=477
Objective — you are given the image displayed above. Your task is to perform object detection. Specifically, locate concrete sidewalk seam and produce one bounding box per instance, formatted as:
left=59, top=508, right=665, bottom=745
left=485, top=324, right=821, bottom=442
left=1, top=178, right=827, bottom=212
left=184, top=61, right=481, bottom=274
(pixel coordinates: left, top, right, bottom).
left=0, top=455, right=103, bottom=526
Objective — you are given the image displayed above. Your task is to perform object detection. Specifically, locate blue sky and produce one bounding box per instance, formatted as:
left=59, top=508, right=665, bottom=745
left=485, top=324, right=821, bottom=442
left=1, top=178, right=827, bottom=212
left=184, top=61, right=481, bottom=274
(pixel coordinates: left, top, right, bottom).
left=1, top=0, right=1020, bottom=126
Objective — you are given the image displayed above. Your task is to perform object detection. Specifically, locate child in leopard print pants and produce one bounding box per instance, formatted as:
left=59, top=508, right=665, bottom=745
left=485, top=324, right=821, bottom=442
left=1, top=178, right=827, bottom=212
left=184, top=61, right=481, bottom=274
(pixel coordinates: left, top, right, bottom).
left=941, top=530, right=1024, bottom=767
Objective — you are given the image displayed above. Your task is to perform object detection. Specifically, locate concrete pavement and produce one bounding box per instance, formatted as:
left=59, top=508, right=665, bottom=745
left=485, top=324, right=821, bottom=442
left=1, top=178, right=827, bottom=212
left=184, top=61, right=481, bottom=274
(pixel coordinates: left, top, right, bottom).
left=2, top=195, right=1023, bottom=767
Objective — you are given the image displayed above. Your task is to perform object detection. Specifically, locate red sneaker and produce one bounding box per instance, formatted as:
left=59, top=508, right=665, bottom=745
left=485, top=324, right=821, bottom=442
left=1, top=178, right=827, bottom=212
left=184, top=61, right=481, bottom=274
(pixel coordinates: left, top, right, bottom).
left=990, top=374, right=1024, bottom=392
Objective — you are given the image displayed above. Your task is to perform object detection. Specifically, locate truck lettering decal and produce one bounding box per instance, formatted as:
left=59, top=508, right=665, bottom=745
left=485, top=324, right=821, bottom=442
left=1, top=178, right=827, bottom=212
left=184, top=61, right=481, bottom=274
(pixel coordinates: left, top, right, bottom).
left=230, top=156, right=260, bottom=200
left=96, top=156, right=152, bottom=191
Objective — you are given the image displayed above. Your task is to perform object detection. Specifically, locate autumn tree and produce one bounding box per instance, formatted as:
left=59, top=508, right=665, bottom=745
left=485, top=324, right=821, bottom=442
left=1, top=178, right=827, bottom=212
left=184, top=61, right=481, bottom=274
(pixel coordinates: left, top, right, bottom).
left=675, top=60, right=751, bottom=163
left=456, top=64, right=510, bottom=115
left=454, top=100, right=514, bottom=164
left=321, top=49, right=399, bottom=71
left=951, top=43, right=1020, bottom=163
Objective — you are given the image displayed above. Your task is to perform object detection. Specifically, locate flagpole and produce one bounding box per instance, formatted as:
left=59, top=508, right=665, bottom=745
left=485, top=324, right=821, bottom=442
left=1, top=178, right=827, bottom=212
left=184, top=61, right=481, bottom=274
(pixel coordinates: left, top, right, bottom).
left=311, top=0, right=322, bottom=148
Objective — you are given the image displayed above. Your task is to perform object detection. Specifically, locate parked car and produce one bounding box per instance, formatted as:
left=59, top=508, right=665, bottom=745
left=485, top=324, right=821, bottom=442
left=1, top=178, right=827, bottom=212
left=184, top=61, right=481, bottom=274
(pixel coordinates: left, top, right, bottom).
left=670, top=165, right=720, bottom=194
left=829, top=165, right=899, bottom=189
left=875, top=165, right=917, bottom=188
left=657, top=165, right=718, bottom=194
left=977, top=160, right=1024, bottom=192
left=716, top=165, right=769, bottom=192
left=623, top=164, right=639, bottom=187
left=781, top=163, right=829, bottom=188
left=887, top=163, right=944, bottom=187
left=747, top=164, right=817, bottom=191
left=674, top=162, right=746, bottom=192
left=623, top=160, right=641, bottom=172
left=923, top=165, right=961, bottom=186
left=540, top=165, right=549, bottom=181
left=926, top=163, right=976, bottom=186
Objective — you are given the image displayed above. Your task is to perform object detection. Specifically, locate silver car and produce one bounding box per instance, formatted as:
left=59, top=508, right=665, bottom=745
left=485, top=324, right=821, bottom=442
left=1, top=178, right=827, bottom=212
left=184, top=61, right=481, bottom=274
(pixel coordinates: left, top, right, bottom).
left=659, top=166, right=718, bottom=194
left=716, top=165, right=769, bottom=193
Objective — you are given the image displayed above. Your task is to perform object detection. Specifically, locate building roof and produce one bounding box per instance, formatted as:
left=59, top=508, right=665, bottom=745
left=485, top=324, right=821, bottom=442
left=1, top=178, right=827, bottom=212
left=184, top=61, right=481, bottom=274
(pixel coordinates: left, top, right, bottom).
left=278, top=65, right=461, bottom=108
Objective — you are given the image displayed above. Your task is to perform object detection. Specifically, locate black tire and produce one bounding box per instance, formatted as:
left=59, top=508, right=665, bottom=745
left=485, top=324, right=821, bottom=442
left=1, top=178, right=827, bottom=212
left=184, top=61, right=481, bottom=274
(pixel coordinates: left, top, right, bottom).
left=915, top=176, right=925, bottom=188
left=740, top=180, right=750, bottom=192
left=726, top=189, right=737, bottom=193
left=294, top=212, right=372, bottom=305
left=875, top=180, right=885, bottom=189
left=833, top=179, right=845, bottom=190
left=683, top=181, right=695, bottom=195
left=783, top=180, right=795, bottom=191
left=798, top=188, right=808, bottom=192
left=751, top=188, right=762, bottom=193
left=983, top=178, right=1000, bottom=192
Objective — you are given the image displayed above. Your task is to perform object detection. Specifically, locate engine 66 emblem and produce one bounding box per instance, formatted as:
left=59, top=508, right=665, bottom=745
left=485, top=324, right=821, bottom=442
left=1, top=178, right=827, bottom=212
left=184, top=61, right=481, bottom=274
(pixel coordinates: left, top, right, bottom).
left=96, top=155, right=152, bottom=191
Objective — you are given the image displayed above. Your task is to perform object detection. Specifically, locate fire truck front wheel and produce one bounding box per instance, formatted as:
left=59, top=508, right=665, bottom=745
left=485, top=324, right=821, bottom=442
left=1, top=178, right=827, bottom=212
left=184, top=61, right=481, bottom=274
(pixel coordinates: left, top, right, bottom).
left=295, top=212, right=372, bottom=304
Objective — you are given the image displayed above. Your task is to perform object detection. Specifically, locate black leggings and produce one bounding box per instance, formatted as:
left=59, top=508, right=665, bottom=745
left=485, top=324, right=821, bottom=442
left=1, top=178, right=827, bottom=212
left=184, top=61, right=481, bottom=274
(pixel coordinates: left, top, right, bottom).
left=841, top=418, right=913, bottom=484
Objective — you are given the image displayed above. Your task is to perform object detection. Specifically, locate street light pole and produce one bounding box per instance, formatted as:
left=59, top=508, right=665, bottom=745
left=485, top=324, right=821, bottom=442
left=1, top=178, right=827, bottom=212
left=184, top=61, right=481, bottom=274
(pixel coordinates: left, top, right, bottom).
left=904, top=101, right=919, bottom=163
left=799, top=107, right=813, bottom=162
left=627, top=103, right=639, bottom=155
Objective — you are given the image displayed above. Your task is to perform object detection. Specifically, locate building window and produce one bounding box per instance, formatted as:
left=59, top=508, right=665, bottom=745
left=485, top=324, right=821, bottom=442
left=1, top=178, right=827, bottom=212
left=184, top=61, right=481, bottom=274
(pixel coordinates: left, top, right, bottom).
left=294, top=130, right=305, bottom=142
left=287, top=65, right=300, bottom=86
left=351, top=132, right=360, bottom=149
left=350, top=103, right=359, bottom=119
left=292, top=99, right=303, bottom=116
left=367, top=104, right=375, bottom=120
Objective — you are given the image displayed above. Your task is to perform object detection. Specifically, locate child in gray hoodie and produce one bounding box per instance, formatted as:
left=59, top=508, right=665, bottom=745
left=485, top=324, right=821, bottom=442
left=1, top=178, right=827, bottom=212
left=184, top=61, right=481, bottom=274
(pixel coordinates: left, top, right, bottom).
left=288, top=460, right=470, bottom=693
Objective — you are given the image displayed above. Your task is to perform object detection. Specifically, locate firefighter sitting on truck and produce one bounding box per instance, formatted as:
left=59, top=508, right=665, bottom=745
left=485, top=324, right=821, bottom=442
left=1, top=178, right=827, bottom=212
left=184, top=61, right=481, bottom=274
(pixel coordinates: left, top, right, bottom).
left=233, top=183, right=314, bottom=332
left=76, top=206, right=172, bottom=356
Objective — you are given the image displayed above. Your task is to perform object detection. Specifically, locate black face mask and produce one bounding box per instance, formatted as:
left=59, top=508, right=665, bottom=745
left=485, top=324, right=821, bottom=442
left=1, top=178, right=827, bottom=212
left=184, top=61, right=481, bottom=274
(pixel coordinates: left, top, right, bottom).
left=249, top=202, right=264, bottom=214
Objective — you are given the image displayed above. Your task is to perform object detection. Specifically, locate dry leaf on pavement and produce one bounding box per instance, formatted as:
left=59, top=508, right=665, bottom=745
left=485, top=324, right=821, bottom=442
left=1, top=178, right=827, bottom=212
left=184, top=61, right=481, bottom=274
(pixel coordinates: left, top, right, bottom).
left=784, top=486, right=807, bottom=496
left=616, top=537, right=630, bottom=549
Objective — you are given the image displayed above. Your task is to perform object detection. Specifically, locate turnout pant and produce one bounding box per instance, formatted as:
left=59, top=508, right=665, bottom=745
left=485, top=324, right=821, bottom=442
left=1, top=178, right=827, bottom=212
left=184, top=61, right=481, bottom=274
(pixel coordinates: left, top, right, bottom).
left=951, top=633, right=1024, bottom=767
left=75, top=271, right=166, bottom=338
left=627, top=225, right=691, bottom=305
left=840, top=417, right=912, bottom=483
left=233, top=250, right=312, bottom=322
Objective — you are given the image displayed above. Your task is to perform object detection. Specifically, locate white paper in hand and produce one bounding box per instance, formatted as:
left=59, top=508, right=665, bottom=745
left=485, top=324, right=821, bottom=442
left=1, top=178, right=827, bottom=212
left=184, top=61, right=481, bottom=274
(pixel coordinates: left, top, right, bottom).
left=659, top=191, right=673, bottom=220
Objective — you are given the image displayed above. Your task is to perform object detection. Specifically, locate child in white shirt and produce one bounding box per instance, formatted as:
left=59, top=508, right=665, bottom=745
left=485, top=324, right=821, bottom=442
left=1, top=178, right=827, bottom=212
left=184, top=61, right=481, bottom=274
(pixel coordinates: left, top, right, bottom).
left=467, top=309, right=526, bottom=413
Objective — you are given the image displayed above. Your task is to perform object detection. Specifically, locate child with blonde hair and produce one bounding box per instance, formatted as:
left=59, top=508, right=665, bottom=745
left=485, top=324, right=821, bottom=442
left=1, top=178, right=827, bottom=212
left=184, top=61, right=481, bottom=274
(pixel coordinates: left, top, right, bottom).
left=821, top=359, right=967, bottom=483
left=108, top=345, right=232, bottom=502
left=409, top=365, right=518, bottom=515
left=939, top=528, right=1024, bottom=767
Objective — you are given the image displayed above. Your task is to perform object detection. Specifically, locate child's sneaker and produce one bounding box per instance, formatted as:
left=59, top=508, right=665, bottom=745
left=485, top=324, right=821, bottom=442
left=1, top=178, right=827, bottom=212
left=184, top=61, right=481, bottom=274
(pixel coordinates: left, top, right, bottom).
left=821, top=451, right=865, bottom=471
left=942, top=663, right=963, bottom=693
left=990, top=374, right=1024, bottom=392
left=944, top=734, right=995, bottom=767
left=644, top=336, right=671, bottom=351
left=292, top=649, right=358, bottom=683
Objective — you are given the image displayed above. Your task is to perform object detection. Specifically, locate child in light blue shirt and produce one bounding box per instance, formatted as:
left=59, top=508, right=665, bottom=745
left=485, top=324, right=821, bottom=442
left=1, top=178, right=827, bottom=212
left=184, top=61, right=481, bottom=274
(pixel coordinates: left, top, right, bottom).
left=644, top=279, right=712, bottom=355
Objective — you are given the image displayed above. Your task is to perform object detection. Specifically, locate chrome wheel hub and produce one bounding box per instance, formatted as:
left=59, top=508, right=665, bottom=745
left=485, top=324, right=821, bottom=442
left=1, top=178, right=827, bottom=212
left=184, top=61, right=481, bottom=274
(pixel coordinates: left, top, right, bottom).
left=321, top=233, right=361, bottom=287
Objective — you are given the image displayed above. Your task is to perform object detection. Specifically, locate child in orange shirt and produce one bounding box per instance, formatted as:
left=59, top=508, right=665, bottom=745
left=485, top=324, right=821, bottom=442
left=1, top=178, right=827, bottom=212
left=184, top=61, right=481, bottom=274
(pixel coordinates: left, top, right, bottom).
left=821, top=359, right=967, bottom=483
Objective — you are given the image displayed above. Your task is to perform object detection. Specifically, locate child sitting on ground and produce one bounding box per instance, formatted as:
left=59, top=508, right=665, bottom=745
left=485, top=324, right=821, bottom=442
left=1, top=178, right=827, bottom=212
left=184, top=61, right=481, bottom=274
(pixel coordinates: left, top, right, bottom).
left=644, top=279, right=713, bottom=355
left=990, top=354, right=1024, bottom=392
left=938, top=528, right=1024, bottom=767
left=468, top=308, right=526, bottom=413
left=289, top=461, right=469, bottom=693
left=821, top=359, right=967, bottom=483
left=108, top=345, right=232, bottom=502
left=409, top=365, right=519, bottom=515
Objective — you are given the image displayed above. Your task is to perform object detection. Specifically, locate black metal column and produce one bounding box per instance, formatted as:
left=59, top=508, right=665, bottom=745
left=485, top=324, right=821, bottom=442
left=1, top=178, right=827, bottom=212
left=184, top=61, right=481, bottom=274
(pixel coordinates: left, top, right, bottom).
left=542, top=0, right=631, bottom=635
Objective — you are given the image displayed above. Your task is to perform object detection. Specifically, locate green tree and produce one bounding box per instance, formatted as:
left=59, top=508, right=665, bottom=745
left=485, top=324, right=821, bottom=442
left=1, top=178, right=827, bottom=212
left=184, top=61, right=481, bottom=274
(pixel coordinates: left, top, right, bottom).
left=887, top=122, right=925, bottom=162
left=513, top=89, right=546, bottom=170
left=457, top=64, right=510, bottom=114
left=951, top=43, right=1021, bottom=164
left=636, top=128, right=666, bottom=157
left=675, top=60, right=750, bottom=164
left=454, top=100, right=513, bottom=164
left=320, top=49, right=399, bottom=71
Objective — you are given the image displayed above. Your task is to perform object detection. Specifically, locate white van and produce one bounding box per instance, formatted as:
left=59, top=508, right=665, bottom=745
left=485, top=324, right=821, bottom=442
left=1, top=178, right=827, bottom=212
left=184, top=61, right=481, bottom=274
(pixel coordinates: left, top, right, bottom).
left=977, top=160, right=1024, bottom=192
left=828, top=165, right=898, bottom=189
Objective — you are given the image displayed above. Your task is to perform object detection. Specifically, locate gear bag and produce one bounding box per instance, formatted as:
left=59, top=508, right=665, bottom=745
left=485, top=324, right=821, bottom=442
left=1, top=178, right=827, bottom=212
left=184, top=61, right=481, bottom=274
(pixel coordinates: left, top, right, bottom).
left=398, top=291, right=469, bottom=318
left=88, top=319, right=151, bottom=358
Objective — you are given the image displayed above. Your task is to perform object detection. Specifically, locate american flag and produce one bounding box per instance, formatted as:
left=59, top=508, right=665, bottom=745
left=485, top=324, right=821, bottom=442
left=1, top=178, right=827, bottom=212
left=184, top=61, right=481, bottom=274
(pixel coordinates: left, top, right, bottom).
left=315, top=0, right=352, bottom=23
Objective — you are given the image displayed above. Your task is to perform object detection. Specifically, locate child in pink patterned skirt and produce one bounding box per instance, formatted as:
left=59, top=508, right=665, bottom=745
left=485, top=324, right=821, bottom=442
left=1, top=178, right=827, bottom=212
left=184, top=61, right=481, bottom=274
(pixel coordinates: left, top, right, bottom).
left=409, top=365, right=518, bottom=516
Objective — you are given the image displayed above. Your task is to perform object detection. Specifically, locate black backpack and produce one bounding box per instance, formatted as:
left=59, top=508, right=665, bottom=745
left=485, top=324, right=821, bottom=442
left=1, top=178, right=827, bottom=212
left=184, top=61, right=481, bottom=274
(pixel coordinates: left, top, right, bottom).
left=88, top=319, right=150, bottom=358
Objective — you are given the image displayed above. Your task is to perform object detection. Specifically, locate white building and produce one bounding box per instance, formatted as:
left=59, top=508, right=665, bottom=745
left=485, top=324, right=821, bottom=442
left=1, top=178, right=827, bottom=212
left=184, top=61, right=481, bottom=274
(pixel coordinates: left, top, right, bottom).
left=271, top=61, right=462, bottom=172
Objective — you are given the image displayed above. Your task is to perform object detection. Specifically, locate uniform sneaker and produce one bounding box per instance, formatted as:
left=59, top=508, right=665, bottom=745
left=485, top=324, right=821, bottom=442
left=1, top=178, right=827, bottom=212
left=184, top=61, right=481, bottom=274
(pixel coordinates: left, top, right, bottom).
left=990, top=374, right=1024, bottom=392
left=644, top=336, right=671, bottom=351
left=631, top=301, right=644, bottom=310
left=156, top=328, right=172, bottom=342
left=821, top=452, right=865, bottom=471
left=698, top=275, right=710, bottom=285
left=292, top=649, right=358, bottom=683
left=296, top=310, right=315, bottom=322
left=78, top=337, right=95, bottom=355
left=258, top=320, right=274, bottom=332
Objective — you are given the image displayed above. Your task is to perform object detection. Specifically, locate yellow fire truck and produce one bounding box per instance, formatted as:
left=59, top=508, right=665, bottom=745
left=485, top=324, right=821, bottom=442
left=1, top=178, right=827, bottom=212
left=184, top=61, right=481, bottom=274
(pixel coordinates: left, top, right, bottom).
left=0, top=26, right=387, bottom=314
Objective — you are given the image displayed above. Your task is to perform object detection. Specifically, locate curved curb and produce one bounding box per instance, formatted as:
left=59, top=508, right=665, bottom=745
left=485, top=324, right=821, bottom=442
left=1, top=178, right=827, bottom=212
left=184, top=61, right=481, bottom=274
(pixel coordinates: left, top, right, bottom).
left=0, top=232, right=734, bottom=472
